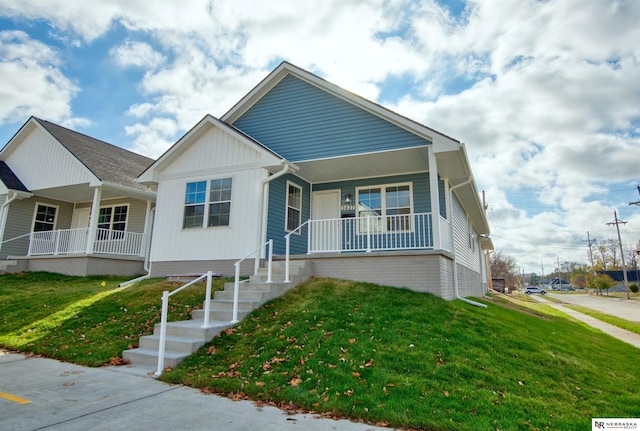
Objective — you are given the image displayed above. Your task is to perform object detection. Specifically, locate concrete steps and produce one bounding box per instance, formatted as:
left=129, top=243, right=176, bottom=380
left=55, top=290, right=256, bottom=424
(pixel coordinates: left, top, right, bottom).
left=122, top=259, right=310, bottom=370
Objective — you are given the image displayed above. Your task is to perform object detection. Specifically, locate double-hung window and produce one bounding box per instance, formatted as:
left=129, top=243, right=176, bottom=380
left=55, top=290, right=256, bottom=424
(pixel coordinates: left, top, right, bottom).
left=357, top=183, right=412, bottom=233
left=97, top=205, right=128, bottom=239
left=33, top=204, right=58, bottom=232
left=286, top=181, right=302, bottom=232
left=183, top=178, right=233, bottom=229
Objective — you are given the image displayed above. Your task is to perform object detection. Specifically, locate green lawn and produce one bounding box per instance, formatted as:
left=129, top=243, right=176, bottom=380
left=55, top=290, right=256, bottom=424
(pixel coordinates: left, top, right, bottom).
left=0, top=272, right=217, bottom=366
left=1, top=273, right=639, bottom=430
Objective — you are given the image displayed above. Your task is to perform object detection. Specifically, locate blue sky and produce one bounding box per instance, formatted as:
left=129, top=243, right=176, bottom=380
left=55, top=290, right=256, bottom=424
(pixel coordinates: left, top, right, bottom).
left=0, top=0, right=639, bottom=273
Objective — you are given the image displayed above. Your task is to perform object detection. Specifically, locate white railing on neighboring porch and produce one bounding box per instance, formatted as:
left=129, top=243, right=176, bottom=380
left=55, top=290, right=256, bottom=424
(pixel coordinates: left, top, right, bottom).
left=28, top=228, right=144, bottom=256
left=308, top=212, right=433, bottom=253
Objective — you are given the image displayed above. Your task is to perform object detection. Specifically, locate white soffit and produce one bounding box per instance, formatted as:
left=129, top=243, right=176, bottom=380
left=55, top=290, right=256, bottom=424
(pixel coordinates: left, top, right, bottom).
left=294, top=147, right=429, bottom=183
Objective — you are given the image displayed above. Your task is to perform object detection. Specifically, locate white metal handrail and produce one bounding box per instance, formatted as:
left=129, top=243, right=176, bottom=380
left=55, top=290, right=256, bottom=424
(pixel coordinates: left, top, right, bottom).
left=155, top=271, right=215, bottom=377
left=284, top=220, right=310, bottom=283
left=232, top=239, right=273, bottom=324
left=1, top=232, right=32, bottom=244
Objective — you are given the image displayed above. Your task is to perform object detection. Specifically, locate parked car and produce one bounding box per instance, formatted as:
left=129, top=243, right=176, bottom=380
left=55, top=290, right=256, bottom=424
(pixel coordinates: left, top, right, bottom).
left=525, top=287, right=547, bottom=295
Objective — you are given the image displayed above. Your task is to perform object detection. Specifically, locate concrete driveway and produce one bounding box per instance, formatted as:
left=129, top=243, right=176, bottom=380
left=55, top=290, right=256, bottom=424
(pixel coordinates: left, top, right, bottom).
left=0, top=350, right=395, bottom=431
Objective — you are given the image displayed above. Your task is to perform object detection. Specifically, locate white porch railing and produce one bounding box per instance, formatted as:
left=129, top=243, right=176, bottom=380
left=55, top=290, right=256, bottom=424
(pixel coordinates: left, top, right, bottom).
left=27, top=228, right=144, bottom=256
left=308, top=212, right=433, bottom=253
left=439, top=215, right=451, bottom=252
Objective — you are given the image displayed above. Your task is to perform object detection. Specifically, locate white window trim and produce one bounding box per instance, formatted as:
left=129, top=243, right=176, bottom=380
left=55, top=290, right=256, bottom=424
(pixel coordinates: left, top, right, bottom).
left=31, top=202, right=59, bottom=233
left=355, top=182, right=414, bottom=234
left=98, top=203, right=130, bottom=232
left=183, top=177, right=234, bottom=230
left=285, top=180, right=303, bottom=234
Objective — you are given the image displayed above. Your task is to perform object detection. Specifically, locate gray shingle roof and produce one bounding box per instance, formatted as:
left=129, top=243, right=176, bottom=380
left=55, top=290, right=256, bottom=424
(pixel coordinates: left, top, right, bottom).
left=0, top=160, right=29, bottom=192
left=35, top=118, right=155, bottom=192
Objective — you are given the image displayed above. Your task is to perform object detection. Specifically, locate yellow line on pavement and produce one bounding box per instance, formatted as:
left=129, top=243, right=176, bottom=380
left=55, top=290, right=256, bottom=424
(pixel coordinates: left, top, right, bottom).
left=0, top=391, right=31, bottom=404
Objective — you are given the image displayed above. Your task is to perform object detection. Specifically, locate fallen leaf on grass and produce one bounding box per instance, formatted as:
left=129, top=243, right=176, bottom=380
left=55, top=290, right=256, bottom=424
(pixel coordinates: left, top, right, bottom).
left=289, top=377, right=302, bottom=386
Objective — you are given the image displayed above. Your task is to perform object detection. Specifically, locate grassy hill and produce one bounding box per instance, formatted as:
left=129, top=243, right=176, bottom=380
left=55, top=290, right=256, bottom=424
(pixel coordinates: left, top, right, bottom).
left=161, top=277, right=640, bottom=430
left=1, top=273, right=639, bottom=430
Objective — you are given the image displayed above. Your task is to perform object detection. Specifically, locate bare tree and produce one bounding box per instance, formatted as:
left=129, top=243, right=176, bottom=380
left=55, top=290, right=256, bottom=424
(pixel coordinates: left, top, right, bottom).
left=608, top=239, right=620, bottom=270
left=626, top=245, right=638, bottom=271
left=595, top=242, right=608, bottom=271
left=490, top=251, right=518, bottom=289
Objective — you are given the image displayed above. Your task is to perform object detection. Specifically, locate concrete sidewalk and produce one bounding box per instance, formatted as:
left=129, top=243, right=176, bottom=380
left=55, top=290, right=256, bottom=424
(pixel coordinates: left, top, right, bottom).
left=531, top=295, right=640, bottom=349
left=0, top=350, right=396, bottom=431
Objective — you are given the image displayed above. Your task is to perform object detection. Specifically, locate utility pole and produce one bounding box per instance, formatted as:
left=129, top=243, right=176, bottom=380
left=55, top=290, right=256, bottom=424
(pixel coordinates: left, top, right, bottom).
left=607, top=210, right=630, bottom=299
left=630, top=185, right=640, bottom=206
left=556, top=256, right=563, bottom=294
left=583, top=232, right=597, bottom=273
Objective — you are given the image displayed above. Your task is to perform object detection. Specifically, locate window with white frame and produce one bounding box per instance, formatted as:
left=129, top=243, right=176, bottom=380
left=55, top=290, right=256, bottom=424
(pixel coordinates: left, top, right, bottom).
left=97, top=204, right=128, bottom=239
left=286, top=181, right=302, bottom=232
left=183, top=178, right=233, bottom=229
left=33, top=204, right=58, bottom=232
left=357, top=183, right=412, bottom=233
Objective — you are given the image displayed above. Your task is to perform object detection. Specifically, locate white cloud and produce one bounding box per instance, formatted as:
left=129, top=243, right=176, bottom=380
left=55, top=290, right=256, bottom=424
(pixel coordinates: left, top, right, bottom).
left=0, top=30, right=80, bottom=124
left=111, top=41, right=165, bottom=69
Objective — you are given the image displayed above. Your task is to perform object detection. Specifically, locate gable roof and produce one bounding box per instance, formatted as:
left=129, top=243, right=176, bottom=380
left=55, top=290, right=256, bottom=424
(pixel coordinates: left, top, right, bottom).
left=0, top=161, right=29, bottom=193
left=221, top=62, right=490, bottom=236
left=222, top=62, right=461, bottom=151
left=33, top=118, right=154, bottom=192
left=137, top=114, right=284, bottom=184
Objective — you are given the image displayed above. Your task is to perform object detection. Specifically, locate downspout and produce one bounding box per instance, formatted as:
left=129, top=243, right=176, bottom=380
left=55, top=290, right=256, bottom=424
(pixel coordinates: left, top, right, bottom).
left=118, top=207, right=155, bottom=288
left=449, top=177, right=487, bottom=308
left=0, top=191, right=19, bottom=254
left=258, top=160, right=298, bottom=260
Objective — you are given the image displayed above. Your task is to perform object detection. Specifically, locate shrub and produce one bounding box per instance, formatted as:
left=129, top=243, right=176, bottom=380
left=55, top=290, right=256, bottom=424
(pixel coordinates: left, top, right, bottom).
left=629, top=283, right=639, bottom=293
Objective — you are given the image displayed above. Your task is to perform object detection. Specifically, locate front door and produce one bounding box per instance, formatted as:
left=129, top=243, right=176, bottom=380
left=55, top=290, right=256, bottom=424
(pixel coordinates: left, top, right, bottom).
left=311, top=190, right=341, bottom=252
left=69, top=208, right=91, bottom=253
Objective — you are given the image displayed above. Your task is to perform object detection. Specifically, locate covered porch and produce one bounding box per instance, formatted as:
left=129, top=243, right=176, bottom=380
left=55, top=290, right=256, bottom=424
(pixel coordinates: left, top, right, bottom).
left=1, top=181, right=155, bottom=275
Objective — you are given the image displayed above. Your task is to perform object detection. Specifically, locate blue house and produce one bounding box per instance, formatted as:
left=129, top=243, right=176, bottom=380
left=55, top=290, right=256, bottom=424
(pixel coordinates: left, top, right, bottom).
left=138, top=62, right=493, bottom=299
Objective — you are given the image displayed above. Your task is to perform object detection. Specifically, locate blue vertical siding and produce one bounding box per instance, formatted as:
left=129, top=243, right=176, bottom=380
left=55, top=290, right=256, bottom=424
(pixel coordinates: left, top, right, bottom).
left=267, top=173, right=311, bottom=255
left=232, top=75, right=431, bottom=161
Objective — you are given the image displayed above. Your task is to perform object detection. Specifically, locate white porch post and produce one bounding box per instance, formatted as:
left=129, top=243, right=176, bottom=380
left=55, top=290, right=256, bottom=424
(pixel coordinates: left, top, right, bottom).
left=85, top=186, right=102, bottom=254
left=428, top=147, right=442, bottom=250
left=0, top=192, right=16, bottom=253
left=141, top=200, right=153, bottom=257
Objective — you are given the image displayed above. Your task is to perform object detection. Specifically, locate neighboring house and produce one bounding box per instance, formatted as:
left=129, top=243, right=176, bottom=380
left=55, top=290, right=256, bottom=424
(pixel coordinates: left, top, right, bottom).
left=139, top=62, right=493, bottom=299
left=0, top=117, right=156, bottom=276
